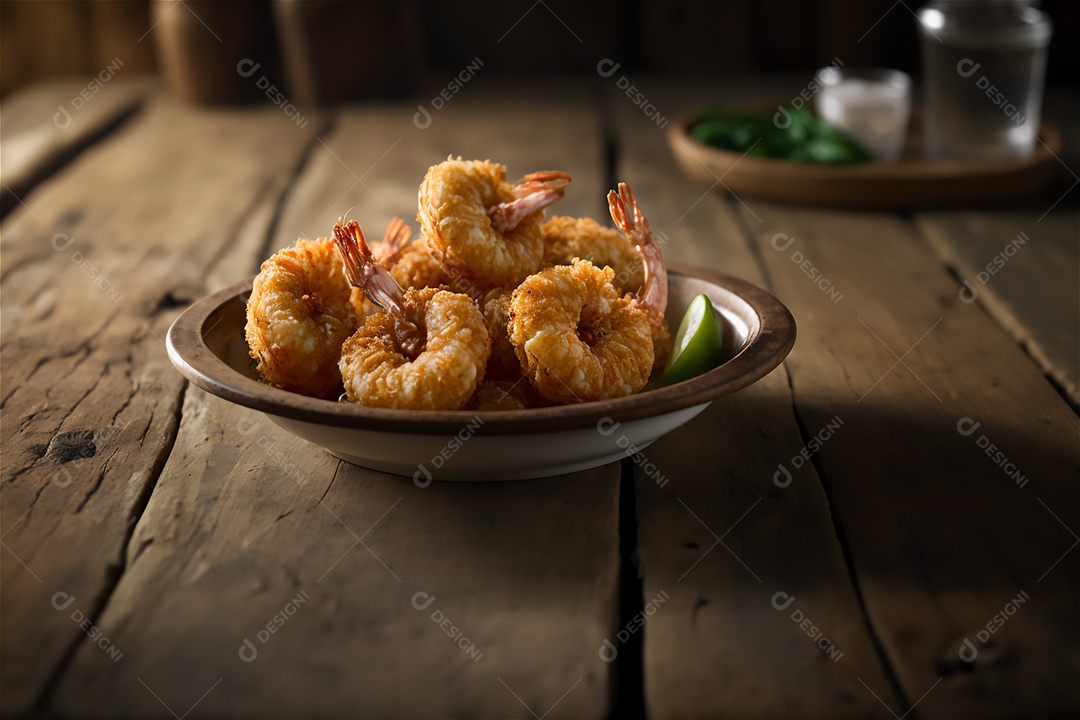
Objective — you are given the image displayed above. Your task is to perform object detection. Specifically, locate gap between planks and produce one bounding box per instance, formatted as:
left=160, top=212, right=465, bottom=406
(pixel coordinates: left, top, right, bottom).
left=610, top=77, right=903, bottom=718
left=0, top=78, right=153, bottom=221
left=31, top=382, right=189, bottom=713
left=731, top=201, right=915, bottom=714
left=27, top=115, right=330, bottom=711
left=45, top=82, right=622, bottom=719
left=601, top=108, right=649, bottom=718
left=1, top=94, right=328, bottom=716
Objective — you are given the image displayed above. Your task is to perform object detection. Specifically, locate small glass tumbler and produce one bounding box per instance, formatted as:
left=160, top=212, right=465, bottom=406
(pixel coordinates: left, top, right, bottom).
left=814, top=67, right=913, bottom=162
left=917, top=0, right=1052, bottom=161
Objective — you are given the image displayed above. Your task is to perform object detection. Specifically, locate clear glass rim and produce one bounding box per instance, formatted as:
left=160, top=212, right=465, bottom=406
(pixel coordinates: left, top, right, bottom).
left=815, top=66, right=912, bottom=90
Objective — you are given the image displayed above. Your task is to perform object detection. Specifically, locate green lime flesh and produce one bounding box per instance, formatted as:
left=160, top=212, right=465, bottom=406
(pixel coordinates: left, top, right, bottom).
left=659, top=294, right=723, bottom=387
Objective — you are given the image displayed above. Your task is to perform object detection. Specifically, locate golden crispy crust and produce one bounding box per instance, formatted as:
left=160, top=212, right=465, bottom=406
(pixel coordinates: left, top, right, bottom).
left=389, top=236, right=451, bottom=291
left=482, top=288, right=521, bottom=374
left=245, top=237, right=357, bottom=399
left=509, top=260, right=653, bottom=403
left=340, top=287, right=491, bottom=410
left=542, top=215, right=645, bottom=295
left=419, top=158, right=545, bottom=294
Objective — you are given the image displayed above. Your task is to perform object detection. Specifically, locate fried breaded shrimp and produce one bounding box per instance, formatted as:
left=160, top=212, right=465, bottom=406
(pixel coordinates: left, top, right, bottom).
left=542, top=212, right=670, bottom=371
left=245, top=236, right=358, bottom=398
left=543, top=215, right=644, bottom=295
left=509, top=183, right=668, bottom=403
left=481, top=288, right=520, bottom=373
left=509, top=260, right=653, bottom=403
left=334, top=219, right=490, bottom=410
left=418, top=158, right=570, bottom=296
left=388, top=235, right=451, bottom=290
left=651, top=321, right=673, bottom=373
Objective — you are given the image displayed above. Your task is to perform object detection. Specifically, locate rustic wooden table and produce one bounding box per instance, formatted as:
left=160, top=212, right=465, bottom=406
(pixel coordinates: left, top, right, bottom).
left=2, top=76, right=1077, bottom=719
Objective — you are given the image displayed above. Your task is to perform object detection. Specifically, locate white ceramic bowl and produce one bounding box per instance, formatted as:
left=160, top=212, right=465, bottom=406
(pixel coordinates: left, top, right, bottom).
left=167, top=263, right=795, bottom=481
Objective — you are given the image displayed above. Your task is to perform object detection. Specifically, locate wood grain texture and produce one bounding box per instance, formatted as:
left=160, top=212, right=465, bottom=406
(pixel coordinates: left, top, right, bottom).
left=49, top=83, right=623, bottom=718
left=272, top=78, right=609, bottom=255
left=3, top=73, right=1075, bottom=719
left=917, top=210, right=1079, bottom=405
left=743, top=203, right=1079, bottom=718
left=0, top=97, right=320, bottom=715
left=50, top=390, right=619, bottom=718
left=0, top=77, right=152, bottom=217
left=611, top=80, right=900, bottom=718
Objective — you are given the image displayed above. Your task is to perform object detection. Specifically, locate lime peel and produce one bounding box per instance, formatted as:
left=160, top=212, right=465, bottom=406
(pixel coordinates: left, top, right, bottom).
left=659, top=294, right=723, bottom=387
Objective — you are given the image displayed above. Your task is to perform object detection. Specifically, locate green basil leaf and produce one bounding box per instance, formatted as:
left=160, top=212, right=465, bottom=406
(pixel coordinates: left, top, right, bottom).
left=691, top=107, right=873, bottom=165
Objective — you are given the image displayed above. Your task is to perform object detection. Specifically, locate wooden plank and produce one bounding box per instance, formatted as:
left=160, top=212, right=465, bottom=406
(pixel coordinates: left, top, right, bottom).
left=739, top=202, right=1079, bottom=717
left=50, top=390, right=620, bottom=718
left=0, top=77, right=153, bottom=217
left=274, top=78, right=609, bottom=251
left=610, top=79, right=900, bottom=718
left=49, top=81, right=623, bottom=718
left=917, top=210, right=1079, bottom=405
left=0, top=98, right=321, bottom=714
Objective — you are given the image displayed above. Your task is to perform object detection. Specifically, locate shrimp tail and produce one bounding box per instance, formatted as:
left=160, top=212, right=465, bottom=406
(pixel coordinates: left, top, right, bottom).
left=489, top=171, right=572, bottom=232
left=376, top=217, right=412, bottom=268
left=333, top=217, right=423, bottom=358
left=333, top=218, right=403, bottom=312
left=608, top=182, right=667, bottom=327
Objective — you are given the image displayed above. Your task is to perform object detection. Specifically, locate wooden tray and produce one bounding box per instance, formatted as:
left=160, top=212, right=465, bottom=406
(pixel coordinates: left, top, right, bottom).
left=668, top=113, right=1062, bottom=209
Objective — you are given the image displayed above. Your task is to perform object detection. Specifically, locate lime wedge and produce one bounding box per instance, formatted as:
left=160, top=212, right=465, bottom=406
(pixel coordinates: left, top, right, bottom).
left=659, top=294, right=722, bottom=387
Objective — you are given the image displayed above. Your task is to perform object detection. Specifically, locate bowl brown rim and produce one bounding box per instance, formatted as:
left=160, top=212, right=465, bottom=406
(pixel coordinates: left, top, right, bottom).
left=166, top=262, right=796, bottom=435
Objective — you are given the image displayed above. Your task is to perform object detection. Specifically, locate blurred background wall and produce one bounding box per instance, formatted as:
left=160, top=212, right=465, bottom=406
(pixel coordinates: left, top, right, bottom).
left=2, top=0, right=1077, bottom=100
